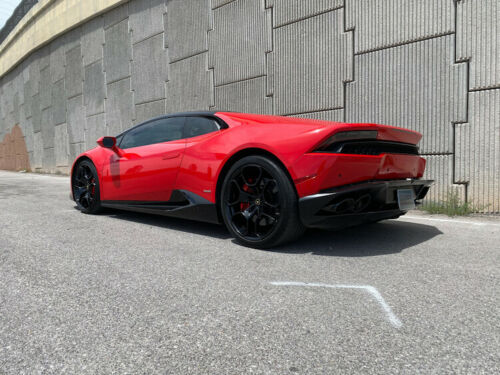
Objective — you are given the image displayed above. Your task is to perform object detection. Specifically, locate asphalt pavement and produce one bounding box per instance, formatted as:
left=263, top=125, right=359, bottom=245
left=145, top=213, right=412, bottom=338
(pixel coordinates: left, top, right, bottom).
left=0, top=171, right=499, bottom=374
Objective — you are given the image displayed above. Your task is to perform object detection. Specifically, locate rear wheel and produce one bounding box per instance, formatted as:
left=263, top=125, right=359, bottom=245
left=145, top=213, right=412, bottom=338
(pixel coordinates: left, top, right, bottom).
left=72, top=160, right=102, bottom=214
left=220, top=155, right=304, bottom=248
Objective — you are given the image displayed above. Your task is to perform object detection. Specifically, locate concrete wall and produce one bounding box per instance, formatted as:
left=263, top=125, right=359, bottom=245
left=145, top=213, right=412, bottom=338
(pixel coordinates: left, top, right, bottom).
left=0, top=0, right=498, bottom=213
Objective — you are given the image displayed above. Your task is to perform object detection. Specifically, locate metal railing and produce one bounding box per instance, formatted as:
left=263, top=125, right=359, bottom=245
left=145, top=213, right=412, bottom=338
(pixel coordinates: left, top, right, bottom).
left=0, top=0, right=39, bottom=46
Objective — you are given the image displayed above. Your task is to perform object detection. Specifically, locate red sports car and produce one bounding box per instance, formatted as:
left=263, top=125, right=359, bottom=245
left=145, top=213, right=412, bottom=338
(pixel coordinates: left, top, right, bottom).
left=71, top=111, right=432, bottom=248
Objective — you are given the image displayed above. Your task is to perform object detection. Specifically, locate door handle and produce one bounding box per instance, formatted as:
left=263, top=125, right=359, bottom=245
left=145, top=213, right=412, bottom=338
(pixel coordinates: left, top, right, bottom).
left=162, top=153, right=180, bottom=160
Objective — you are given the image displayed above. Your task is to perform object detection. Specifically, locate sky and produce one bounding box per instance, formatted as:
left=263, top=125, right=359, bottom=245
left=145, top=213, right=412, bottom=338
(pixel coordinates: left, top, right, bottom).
left=0, top=0, right=23, bottom=30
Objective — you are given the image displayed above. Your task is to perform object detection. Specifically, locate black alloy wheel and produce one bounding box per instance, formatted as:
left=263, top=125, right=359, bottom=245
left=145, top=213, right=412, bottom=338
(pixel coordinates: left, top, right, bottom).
left=72, top=160, right=102, bottom=214
left=221, top=155, right=304, bottom=248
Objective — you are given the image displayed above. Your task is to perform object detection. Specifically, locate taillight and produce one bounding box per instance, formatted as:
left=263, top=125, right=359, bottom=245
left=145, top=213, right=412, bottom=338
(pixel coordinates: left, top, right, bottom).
left=315, top=130, right=378, bottom=151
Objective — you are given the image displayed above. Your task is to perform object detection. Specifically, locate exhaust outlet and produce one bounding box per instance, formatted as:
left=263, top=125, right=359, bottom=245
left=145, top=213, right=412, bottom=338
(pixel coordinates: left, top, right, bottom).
left=327, top=198, right=355, bottom=214
left=353, top=194, right=371, bottom=213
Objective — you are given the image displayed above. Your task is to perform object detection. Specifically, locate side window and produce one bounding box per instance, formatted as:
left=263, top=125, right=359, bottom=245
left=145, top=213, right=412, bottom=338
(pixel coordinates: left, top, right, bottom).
left=115, top=134, right=123, bottom=147
left=184, top=117, right=220, bottom=139
left=120, top=117, right=185, bottom=149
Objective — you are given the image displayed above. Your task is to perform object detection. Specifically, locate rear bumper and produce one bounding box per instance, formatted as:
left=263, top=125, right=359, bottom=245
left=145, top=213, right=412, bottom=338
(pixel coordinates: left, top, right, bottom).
left=298, top=179, right=433, bottom=229
left=292, top=153, right=427, bottom=198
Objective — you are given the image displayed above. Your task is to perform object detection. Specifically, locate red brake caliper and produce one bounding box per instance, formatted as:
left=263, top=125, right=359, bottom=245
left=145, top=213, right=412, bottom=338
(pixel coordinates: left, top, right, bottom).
left=240, top=184, right=250, bottom=211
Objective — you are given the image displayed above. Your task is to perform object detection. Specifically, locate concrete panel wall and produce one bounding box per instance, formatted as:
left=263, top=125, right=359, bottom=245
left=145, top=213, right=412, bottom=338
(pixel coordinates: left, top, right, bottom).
left=165, top=53, right=212, bottom=113
left=106, top=78, right=134, bottom=136
left=346, top=36, right=467, bottom=154
left=129, top=0, right=165, bottom=44
left=54, top=123, right=69, bottom=170
left=104, top=19, right=132, bottom=84
left=346, top=0, right=455, bottom=53
left=0, top=0, right=499, bottom=212
left=84, top=61, right=106, bottom=116
left=131, top=33, right=168, bottom=105
left=423, top=155, right=466, bottom=206
left=267, top=0, right=343, bottom=27
left=272, top=9, right=352, bottom=115
left=166, top=0, right=210, bottom=62
left=455, top=90, right=500, bottom=213
left=214, top=76, right=272, bottom=114
left=456, top=0, right=499, bottom=90
left=81, top=17, right=105, bottom=67
left=208, top=0, right=271, bottom=85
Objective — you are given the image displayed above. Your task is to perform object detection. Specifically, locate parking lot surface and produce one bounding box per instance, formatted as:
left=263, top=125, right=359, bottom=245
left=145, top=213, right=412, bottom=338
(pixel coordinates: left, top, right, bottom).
left=1, top=171, right=499, bottom=374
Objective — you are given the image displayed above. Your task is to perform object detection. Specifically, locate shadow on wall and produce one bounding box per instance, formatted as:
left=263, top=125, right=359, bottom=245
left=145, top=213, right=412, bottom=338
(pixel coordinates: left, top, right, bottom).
left=0, top=125, right=30, bottom=171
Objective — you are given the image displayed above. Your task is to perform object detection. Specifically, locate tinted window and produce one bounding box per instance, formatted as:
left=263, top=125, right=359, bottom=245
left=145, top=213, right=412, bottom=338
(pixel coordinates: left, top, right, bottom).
left=115, top=134, right=124, bottom=146
left=120, top=117, right=185, bottom=149
left=184, top=117, right=220, bottom=138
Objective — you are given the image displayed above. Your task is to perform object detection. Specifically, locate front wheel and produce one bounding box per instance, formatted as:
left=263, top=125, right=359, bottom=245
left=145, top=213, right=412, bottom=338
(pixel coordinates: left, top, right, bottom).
left=72, top=159, right=102, bottom=214
left=220, top=155, right=305, bottom=249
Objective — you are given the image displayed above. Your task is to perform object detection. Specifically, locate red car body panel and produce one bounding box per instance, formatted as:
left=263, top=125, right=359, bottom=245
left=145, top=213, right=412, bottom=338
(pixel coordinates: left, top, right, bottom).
left=99, top=139, right=186, bottom=201
left=292, top=153, right=425, bottom=198
left=71, top=112, right=427, bottom=206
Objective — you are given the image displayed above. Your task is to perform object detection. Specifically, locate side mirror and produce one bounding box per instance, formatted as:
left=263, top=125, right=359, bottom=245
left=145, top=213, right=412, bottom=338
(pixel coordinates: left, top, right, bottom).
left=97, top=136, right=123, bottom=157
left=97, top=136, right=116, bottom=149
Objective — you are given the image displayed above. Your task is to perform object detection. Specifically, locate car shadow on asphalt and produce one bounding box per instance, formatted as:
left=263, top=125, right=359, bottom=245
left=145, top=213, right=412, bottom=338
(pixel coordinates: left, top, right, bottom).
left=98, top=208, right=231, bottom=239
left=99, top=207, right=442, bottom=257
left=273, top=220, right=443, bottom=257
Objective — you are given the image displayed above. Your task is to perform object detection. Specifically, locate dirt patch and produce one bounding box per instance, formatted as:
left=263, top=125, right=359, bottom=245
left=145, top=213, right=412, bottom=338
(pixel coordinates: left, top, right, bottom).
left=0, top=125, right=30, bottom=171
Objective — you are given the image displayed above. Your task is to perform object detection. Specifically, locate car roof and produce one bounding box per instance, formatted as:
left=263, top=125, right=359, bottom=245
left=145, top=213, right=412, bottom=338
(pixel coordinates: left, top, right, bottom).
left=146, top=111, right=217, bottom=122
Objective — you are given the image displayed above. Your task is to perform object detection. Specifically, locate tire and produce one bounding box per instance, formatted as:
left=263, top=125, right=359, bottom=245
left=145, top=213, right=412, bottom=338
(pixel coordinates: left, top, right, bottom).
left=72, top=159, right=102, bottom=214
left=220, top=155, right=305, bottom=248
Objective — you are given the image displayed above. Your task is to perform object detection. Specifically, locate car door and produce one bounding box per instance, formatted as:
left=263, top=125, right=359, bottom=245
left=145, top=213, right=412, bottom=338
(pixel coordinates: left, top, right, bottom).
left=104, top=116, right=187, bottom=202
left=175, top=116, right=225, bottom=201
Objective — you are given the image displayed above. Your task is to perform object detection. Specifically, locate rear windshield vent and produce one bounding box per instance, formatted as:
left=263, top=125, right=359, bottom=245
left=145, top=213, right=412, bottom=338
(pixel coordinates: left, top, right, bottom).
left=320, top=140, right=419, bottom=156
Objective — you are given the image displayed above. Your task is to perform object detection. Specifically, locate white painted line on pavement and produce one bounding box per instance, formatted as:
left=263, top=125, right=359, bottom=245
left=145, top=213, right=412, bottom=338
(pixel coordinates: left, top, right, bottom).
left=270, top=281, right=402, bottom=329
left=402, top=216, right=500, bottom=226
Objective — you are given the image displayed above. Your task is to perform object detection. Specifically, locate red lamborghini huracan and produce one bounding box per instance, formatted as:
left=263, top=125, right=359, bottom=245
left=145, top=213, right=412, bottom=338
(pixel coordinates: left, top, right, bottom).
left=71, top=111, right=432, bottom=248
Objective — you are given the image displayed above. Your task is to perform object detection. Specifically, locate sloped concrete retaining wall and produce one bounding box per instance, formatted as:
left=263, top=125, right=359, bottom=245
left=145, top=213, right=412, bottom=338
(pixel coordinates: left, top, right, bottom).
left=0, top=0, right=498, bottom=212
